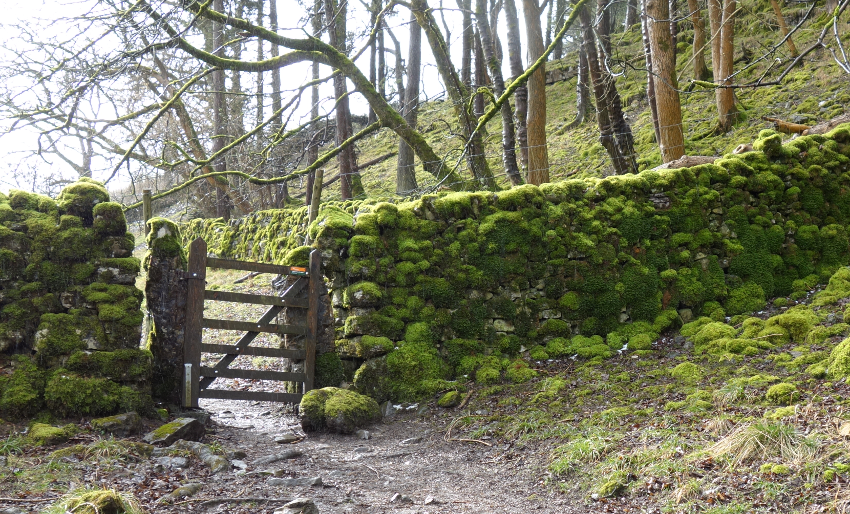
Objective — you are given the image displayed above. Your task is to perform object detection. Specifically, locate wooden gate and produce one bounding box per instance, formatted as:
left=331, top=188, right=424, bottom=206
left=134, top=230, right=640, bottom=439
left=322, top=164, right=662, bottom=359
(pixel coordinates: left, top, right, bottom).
left=182, top=237, right=320, bottom=408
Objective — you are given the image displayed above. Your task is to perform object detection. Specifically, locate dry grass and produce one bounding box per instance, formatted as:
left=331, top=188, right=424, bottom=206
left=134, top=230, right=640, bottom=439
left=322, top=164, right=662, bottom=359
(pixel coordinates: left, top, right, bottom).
left=706, top=420, right=818, bottom=468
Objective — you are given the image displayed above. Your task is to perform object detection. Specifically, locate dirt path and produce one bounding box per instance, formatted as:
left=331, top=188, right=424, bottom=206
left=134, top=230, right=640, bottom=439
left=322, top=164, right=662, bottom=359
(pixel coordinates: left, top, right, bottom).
left=184, top=398, right=582, bottom=514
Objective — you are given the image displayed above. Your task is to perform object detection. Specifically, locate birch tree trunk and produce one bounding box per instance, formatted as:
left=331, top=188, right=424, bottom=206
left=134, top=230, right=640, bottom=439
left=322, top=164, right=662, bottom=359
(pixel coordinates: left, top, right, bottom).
left=688, top=0, right=711, bottom=81
left=504, top=0, right=529, bottom=173
left=642, top=0, right=661, bottom=146
left=769, top=0, right=798, bottom=57
left=475, top=0, right=523, bottom=185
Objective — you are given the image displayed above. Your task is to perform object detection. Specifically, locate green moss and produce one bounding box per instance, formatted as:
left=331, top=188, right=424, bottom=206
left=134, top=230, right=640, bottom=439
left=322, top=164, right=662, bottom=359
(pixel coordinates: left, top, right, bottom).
left=343, top=281, right=383, bottom=308
left=671, top=362, right=704, bottom=384
left=344, top=312, right=404, bottom=339
left=529, top=345, right=550, bottom=360
left=145, top=218, right=185, bottom=264
left=404, top=321, right=435, bottom=345
left=475, top=366, right=501, bottom=385
left=504, top=359, right=537, bottom=383
left=627, top=333, right=653, bottom=351
left=315, top=353, right=345, bottom=388
left=92, top=202, right=127, bottom=236
left=437, top=390, right=462, bottom=408
left=765, top=382, right=799, bottom=405
left=44, top=371, right=150, bottom=417
left=726, top=282, right=767, bottom=315
left=0, top=356, right=46, bottom=418
left=65, top=349, right=152, bottom=380
left=27, top=423, right=72, bottom=446
left=56, top=178, right=110, bottom=222
left=827, top=337, right=850, bottom=379
left=322, top=388, right=382, bottom=434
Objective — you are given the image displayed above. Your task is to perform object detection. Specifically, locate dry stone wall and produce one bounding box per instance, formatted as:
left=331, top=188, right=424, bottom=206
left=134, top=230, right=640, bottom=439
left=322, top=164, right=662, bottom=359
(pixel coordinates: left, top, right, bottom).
left=183, top=126, right=850, bottom=403
left=0, top=178, right=151, bottom=419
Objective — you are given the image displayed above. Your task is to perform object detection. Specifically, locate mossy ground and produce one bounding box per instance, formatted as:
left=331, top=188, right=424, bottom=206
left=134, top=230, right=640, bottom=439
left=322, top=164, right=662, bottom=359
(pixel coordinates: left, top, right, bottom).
left=429, top=264, right=850, bottom=512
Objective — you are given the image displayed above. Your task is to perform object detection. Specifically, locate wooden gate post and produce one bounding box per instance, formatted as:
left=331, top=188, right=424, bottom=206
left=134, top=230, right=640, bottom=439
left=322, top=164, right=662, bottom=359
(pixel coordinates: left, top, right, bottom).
left=305, top=249, right=321, bottom=392
left=184, top=237, right=207, bottom=408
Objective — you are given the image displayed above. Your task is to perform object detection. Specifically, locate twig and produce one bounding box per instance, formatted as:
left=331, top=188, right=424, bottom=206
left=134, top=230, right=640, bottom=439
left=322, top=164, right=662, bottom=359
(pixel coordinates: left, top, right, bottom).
left=446, top=437, right=493, bottom=446
left=173, top=497, right=294, bottom=506
left=234, top=271, right=261, bottom=284
left=457, top=390, right=475, bottom=410
left=0, top=498, right=58, bottom=502
left=362, top=463, right=381, bottom=478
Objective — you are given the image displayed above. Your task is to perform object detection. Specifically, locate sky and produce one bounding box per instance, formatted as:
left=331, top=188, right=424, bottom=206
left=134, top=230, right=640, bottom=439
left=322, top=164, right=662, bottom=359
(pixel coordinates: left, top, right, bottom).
left=0, top=0, right=540, bottom=195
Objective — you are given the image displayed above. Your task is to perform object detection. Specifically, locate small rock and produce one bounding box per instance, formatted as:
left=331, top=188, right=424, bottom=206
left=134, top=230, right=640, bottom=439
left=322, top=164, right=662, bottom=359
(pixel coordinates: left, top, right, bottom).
left=0, top=456, right=6, bottom=467
left=275, top=433, right=301, bottom=444
left=0, top=508, right=26, bottom=514
left=839, top=422, right=850, bottom=437
left=158, top=483, right=203, bottom=503
left=227, top=449, right=248, bottom=460
left=381, top=401, right=398, bottom=420
left=253, top=449, right=303, bottom=466
left=171, top=440, right=230, bottom=473
left=424, top=496, right=438, bottom=505
left=260, top=411, right=272, bottom=416
left=356, top=429, right=371, bottom=440
left=143, top=418, right=205, bottom=446
left=219, top=412, right=235, bottom=419
left=354, top=446, right=373, bottom=453
left=273, top=497, right=319, bottom=514
left=154, top=456, right=189, bottom=469
left=177, top=410, right=211, bottom=425
left=389, top=493, right=413, bottom=503
left=231, top=459, right=248, bottom=471
left=91, top=412, right=142, bottom=437
left=400, top=436, right=423, bottom=445
left=269, top=476, right=323, bottom=487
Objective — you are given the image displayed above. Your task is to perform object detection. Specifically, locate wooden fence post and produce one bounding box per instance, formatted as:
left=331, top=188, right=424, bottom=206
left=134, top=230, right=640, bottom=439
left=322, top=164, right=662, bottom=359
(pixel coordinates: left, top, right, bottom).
left=183, top=237, right=207, bottom=408
left=305, top=249, right=321, bottom=392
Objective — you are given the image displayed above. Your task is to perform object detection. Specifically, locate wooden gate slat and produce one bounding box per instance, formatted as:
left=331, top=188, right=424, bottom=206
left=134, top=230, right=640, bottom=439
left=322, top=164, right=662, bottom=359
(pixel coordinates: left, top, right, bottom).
left=207, top=257, right=305, bottom=276
left=200, top=343, right=305, bottom=360
left=201, top=318, right=307, bottom=335
left=200, top=366, right=307, bottom=382
left=199, top=389, right=304, bottom=403
left=204, top=290, right=308, bottom=308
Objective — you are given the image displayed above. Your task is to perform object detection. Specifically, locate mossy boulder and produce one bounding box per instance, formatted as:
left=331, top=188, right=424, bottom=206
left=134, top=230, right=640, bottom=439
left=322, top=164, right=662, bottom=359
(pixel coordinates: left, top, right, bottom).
left=28, top=422, right=74, bottom=446
left=343, top=281, right=383, bottom=308
left=56, top=178, right=110, bottom=223
left=437, top=390, right=462, bottom=408
left=299, top=387, right=381, bottom=434
left=91, top=411, right=142, bottom=437
left=49, top=488, right=144, bottom=514
left=142, top=417, right=205, bottom=446
left=45, top=371, right=151, bottom=417
left=827, top=337, right=850, bottom=379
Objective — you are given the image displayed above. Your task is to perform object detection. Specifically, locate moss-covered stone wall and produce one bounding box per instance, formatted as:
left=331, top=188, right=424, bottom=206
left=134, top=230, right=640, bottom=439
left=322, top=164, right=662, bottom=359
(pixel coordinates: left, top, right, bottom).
left=183, top=126, right=850, bottom=402
left=0, top=178, right=151, bottom=419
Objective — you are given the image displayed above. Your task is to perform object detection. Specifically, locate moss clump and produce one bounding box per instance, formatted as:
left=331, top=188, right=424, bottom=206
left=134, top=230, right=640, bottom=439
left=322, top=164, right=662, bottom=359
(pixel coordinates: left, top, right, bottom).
left=56, top=178, right=109, bottom=222
left=343, top=281, right=383, bottom=308
left=145, top=218, right=185, bottom=263
left=92, top=202, right=128, bottom=236
left=27, top=423, right=72, bottom=446
left=44, top=372, right=150, bottom=417
left=726, top=282, right=767, bottom=315
left=0, top=355, right=46, bottom=418
left=300, top=387, right=381, bottom=434
left=475, top=366, right=501, bottom=385
left=627, top=333, right=653, bottom=351
left=596, top=472, right=629, bottom=497
left=827, top=337, right=850, bottom=379
left=437, top=390, right=462, bottom=408
left=671, top=362, right=705, bottom=384
left=505, top=359, right=537, bottom=383
left=315, top=352, right=345, bottom=388
left=765, top=383, right=799, bottom=405
left=65, top=349, right=152, bottom=380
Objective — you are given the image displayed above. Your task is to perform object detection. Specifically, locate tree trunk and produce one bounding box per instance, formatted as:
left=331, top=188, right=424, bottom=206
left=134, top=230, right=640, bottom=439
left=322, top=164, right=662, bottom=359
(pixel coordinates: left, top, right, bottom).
left=709, top=0, right=739, bottom=133
left=553, top=0, right=567, bottom=58
left=269, top=0, right=288, bottom=207
left=566, top=36, right=593, bottom=128
left=545, top=0, right=554, bottom=49
left=326, top=0, right=364, bottom=199
left=378, top=18, right=386, bottom=100
left=598, top=0, right=638, bottom=172
left=368, top=0, right=379, bottom=125
left=688, top=0, right=711, bottom=81
left=769, top=0, right=798, bottom=57
left=397, top=10, right=421, bottom=194
left=213, top=0, right=231, bottom=220
left=642, top=0, right=661, bottom=146
left=385, top=27, right=405, bottom=109
left=504, top=0, right=528, bottom=173
left=255, top=0, right=264, bottom=128
left=307, top=0, right=322, bottom=207
left=647, top=0, right=686, bottom=162
left=670, top=0, right=678, bottom=62
left=475, top=0, right=523, bottom=185
left=580, top=5, right=628, bottom=174
left=522, top=0, right=549, bottom=185
left=459, top=0, right=474, bottom=88
left=624, top=0, right=640, bottom=28
left=411, top=0, right=495, bottom=189
left=474, top=30, right=486, bottom=119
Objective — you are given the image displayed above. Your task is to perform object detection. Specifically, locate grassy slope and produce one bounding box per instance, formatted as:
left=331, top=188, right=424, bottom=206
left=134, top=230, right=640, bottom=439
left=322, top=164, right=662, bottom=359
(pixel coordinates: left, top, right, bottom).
left=438, top=265, right=850, bottom=513
left=316, top=1, right=849, bottom=201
